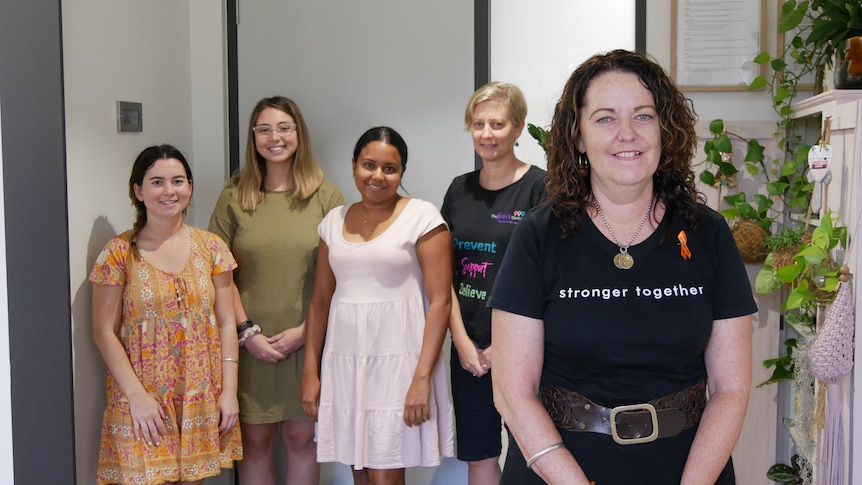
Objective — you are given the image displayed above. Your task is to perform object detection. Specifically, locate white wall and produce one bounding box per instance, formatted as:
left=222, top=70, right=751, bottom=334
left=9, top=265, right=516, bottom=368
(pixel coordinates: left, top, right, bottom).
left=235, top=2, right=473, bottom=482
left=0, top=100, right=15, bottom=484
left=62, top=1, right=228, bottom=483
left=490, top=0, right=637, bottom=170
left=236, top=1, right=475, bottom=210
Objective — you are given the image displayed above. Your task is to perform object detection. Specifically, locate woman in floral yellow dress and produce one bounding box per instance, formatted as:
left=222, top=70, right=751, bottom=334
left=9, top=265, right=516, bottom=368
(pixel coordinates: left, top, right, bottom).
left=91, top=145, right=243, bottom=484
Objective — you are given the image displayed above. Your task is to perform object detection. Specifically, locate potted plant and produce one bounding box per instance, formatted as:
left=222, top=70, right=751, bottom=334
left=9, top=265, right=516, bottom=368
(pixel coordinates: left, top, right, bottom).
left=698, top=119, right=780, bottom=263
left=756, top=0, right=862, bottom=92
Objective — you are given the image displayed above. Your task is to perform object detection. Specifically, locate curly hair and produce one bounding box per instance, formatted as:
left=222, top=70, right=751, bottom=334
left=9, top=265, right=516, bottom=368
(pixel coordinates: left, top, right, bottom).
left=545, top=49, right=704, bottom=238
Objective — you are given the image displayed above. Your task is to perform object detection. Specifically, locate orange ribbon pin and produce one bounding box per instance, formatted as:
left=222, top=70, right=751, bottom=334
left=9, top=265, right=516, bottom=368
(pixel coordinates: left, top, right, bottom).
left=678, top=230, right=692, bottom=260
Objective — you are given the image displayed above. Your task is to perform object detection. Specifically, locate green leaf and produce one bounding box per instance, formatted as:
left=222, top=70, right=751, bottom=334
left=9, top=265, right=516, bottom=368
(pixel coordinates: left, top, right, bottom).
left=774, top=86, right=793, bottom=103
left=749, top=76, right=768, bottom=91
left=720, top=207, right=740, bottom=219
left=767, top=180, right=790, bottom=195
left=714, top=134, right=732, bottom=153
left=797, top=245, right=828, bottom=264
left=771, top=58, right=788, bottom=71
left=822, top=276, right=840, bottom=293
left=756, top=268, right=782, bottom=293
left=767, top=463, right=801, bottom=483
left=699, top=171, right=715, bottom=186
left=709, top=119, right=725, bottom=134
left=783, top=289, right=807, bottom=310
left=778, top=0, right=809, bottom=33
left=708, top=149, right=722, bottom=165
left=745, top=140, right=765, bottom=162
left=754, top=52, right=771, bottom=64
left=717, top=160, right=738, bottom=175
left=781, top=160, right=799, bottom=176
left=777, top=263, right=803, bottom=283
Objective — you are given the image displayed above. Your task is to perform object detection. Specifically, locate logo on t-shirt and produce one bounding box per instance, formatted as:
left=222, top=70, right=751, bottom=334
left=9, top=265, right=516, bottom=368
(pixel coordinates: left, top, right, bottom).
left=490, top=210, right=526, bottom=225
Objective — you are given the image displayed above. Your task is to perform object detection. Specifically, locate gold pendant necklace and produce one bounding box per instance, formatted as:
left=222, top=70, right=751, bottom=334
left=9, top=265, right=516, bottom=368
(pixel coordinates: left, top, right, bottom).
left=593, top=194, right=655, bottom=270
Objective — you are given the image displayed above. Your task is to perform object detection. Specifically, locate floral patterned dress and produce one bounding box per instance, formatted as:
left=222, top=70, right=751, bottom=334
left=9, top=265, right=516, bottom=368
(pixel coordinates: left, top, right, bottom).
left=89, top=226, right=243, bottom=485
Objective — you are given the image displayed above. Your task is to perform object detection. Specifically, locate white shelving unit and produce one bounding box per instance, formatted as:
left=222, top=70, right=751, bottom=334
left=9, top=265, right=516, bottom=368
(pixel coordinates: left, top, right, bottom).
left=789, top=90, right=862, bottom=484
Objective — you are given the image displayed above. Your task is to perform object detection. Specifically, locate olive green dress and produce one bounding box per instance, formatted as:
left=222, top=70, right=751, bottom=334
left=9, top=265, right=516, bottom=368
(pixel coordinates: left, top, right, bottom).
left=209, top=181, right=343, bottom=423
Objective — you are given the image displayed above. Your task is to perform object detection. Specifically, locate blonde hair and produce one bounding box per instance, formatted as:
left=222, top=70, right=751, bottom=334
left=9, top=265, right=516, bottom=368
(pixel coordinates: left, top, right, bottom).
left=231, top=96, right=324, bottom=210
left=464, top=81, right=527, bottom=130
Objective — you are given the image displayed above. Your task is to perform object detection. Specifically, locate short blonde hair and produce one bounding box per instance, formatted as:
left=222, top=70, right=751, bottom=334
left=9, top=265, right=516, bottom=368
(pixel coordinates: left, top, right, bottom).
left=464, top=81, right=527, bottom=130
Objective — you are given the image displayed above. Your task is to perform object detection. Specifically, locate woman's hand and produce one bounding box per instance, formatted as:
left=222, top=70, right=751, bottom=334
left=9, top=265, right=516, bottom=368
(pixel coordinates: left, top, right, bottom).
left=217, top=391, right=240, bottom=436
left=127, top=390, right=167, bottom=446
left=478, top=344, right=493, bottom=373
left=244, top=333, right=286, bottom=363
left=453, top=336, right=487, bottom=377
left=403, top=378, right=431, bottom=427
left=267, top=324, right=305, bottom=356
left=301, top=373, right=321, bottom=421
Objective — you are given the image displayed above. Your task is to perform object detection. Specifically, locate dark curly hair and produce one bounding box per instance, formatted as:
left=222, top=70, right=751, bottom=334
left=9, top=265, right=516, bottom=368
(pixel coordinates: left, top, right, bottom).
left=545, top=49, right=704, bottom=238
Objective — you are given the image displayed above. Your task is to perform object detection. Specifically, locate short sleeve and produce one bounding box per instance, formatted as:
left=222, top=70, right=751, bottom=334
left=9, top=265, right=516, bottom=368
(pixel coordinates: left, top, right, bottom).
left=318, top=180, right=346, bottom=214
left=486, top=209, right=546, bottom=320
left=200, top=229, right=237, bottom=276
left=709, top=215, right=758, bottom=319
left=208, top=186, right=237, bottom=246
left=89, top=235, right=132, bottom=286
left=412, top=199, right=448, bottom=240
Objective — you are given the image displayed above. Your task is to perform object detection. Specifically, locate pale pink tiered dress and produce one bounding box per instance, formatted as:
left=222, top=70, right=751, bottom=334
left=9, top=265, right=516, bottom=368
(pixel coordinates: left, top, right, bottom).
left=315, top=198, right=455, bottom=470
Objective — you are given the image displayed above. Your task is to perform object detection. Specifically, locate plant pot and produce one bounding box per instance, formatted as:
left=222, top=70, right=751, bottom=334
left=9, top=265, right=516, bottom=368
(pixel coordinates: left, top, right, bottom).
left=771, top=232, right=838, bottom=301
left=834, top=36, right=862, bottom=89
left=732, top=220, right=769, bottom=264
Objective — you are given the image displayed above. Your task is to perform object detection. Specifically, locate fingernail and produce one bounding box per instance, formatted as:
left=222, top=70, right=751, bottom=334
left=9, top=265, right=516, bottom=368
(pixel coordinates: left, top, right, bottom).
left=147, top=441, right=152, bottom=446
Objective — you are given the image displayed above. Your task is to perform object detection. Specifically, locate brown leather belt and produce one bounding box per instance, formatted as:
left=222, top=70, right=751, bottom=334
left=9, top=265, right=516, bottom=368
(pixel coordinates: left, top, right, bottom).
left=540, top=381, right=707, bottom=445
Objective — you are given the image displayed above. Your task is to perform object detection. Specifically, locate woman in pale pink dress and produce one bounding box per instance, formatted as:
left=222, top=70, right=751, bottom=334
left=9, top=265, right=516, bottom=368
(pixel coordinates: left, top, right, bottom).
left=302, top=126, right=455, bottom=485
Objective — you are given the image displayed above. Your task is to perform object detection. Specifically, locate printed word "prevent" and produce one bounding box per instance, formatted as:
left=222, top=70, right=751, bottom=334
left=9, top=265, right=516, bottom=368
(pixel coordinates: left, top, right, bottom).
left=453, top=238, right=497, bottom=253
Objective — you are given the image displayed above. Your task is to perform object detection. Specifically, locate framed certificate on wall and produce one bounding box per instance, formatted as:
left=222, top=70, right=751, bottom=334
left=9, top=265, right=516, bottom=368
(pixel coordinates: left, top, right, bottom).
left=671, top=0, right=767, bottom=91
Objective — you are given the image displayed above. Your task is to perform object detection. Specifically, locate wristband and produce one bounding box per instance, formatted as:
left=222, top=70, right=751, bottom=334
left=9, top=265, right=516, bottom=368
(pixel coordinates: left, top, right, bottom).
left=236, top=319, right=254, bottom=334
left=238, top=324, right=262, bottom=346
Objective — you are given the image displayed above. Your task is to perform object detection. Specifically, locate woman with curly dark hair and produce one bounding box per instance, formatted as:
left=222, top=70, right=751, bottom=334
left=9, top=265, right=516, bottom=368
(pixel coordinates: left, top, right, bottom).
left=488, top=50, right=756, bottom=484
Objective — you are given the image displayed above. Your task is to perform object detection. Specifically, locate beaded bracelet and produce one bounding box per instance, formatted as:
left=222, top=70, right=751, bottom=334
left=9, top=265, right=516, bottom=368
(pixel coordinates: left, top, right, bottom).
left=236, top=319, right=254, bottom=334
left=525, top=441, right=565, bottom=469
left=238, top=324, right=262, bottom=346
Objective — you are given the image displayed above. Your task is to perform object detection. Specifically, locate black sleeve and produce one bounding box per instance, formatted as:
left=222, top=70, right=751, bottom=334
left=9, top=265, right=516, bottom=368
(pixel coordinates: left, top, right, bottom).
left=487, top=210, right=547, bottom=320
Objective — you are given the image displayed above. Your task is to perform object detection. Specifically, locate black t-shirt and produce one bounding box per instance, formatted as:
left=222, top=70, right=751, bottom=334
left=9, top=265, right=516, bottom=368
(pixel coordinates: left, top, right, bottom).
left=441, top=165, right=547, bottom=348
left=488, top=203, right=756, bottom=483
left=488, top=203, right=757, bottom=404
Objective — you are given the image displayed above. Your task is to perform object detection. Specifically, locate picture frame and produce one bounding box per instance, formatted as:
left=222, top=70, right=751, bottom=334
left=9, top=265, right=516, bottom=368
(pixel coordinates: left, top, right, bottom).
left=671, top=0, right=767, bottom=91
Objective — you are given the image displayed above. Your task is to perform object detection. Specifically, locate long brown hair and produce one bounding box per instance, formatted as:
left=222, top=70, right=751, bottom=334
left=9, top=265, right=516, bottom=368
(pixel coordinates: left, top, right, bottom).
left=231, top=96, right=324, bottom=210
left=545, top=49, right=703, bottom=238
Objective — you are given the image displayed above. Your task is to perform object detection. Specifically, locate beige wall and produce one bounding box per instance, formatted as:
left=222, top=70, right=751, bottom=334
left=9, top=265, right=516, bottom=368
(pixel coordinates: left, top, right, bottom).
left=62, top=1, right=226, bottom=482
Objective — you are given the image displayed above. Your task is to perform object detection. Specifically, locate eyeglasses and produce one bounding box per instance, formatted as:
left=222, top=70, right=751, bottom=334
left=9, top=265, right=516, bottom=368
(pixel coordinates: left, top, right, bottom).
left=253, top=123, right=297, bottom=137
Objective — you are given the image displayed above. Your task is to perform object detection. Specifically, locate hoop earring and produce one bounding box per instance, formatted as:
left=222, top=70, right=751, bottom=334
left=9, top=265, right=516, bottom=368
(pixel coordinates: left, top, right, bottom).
left=578, top=153, right=590, bottom=177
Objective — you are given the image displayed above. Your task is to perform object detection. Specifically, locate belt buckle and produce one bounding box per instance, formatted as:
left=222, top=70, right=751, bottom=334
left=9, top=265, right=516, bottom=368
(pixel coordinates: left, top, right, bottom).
left=610, top=403, right=658, bottom=445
